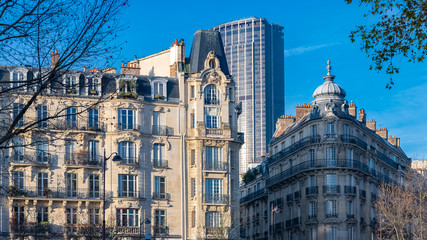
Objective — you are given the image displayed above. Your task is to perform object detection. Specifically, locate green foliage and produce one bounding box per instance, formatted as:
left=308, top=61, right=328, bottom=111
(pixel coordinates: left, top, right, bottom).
left=8, top=186, right=27, bottom=197
left=154, top=94, right=164, bottom=99
left=347, top=0, right=427, bottom=89
left=242, top=168, right=260, bottom=184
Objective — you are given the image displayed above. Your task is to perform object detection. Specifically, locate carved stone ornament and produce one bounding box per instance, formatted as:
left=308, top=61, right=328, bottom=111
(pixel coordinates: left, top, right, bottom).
left=204, top=140, right=226, bottom=147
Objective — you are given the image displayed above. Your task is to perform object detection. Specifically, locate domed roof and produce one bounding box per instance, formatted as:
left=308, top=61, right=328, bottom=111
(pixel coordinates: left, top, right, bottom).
left=312, top=60, right=346, bottom=100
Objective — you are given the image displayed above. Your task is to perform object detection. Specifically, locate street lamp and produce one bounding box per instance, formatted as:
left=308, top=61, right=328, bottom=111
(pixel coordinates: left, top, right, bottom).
left=103, top=149, right=122, bottom=240
left=140, top=217, right=151, bottom=240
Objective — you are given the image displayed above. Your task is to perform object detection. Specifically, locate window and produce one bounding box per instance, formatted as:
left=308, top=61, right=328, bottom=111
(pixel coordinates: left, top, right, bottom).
left=152, top=111, right=165, bottom=134
left=153, top=144, right=165, bottom=165
left=154, top=176, right=166, bottom=199
left=191, top=85, right=195, bottom=98
left=118, top=141, right=136, bottom=164
left=191, top=178, right=196, bottom=197
left=118, top=109, right=135, bottom=130
left=309, top=227, right=317, bottom=240
left=66, top=107, right=77, bottom=128
left=13, top=103, right=24, bottom=127
left=308, top=175, right=316, bottom=187
left=37, top=105, right=48, bottom=128
left=66, top=173, right=77, bottom=197
left=12, top=171, right=24, bottom=190
left=326, top=174, right=337, bottom=186
left=205, top=114, right=219, bottom=128
left=309, top=201, right=317, bottom=218
left=65, top=140, right=76, bottom=162
left=343, top=124, right=349, bottom=136
left=66, top=208, right=77, bottom=233
left=153, top=82, right=164, bottom=96
left=346, top=175, right=354, bottom=186
left=326, top=148, right=336, bottom=166
left=191, top=150, right=196, bottom=165
left=13, top=71, right=24, bottom=88
left=326, top=200, right=337, bottom=218
left=291, top=136, right=295, bottom=144
left=37, top=207, right=48, bottom=223
left=205, top=179, right=223, bottom=203
left=309, top=149, right=315, bottom=166
left=88, top=140, right=99, bottom=162
left=205, top=147, right=223, bottom=170
left=205, top=211, right=221, bottom=227
left=370, top=158, right=374, bottom=170
left=37, top=172, right=48, bottom=196
left=326, top=226, right=337, bottom=240
left=89, top=208, right=100, bottom=225
left=13, top=206, right=25, bottom=225
left=88, top=109, right=98, bottom=130
left=347, top=201, right=354, bottom=217
left=191, top=113, right=196, bottom=128
left=117, top=209, right=139, bottom=227
left=65, top=76, right=78, bottom=94
left=88, top=78, right=99, bottom=95
left=89, top=174, right=99, bottom=198
left=119, top=175, right=136, bottom=197
left=36, top=140, right=49, bottom=163
left=154, top=209, right=166, bottom=232
left=346, top=149, right=354, bottom=167
left=311, top=125, right=317, bottom=137
left=12, top=138, right=24, bottom=162
left=204, top=85, right=219, bottom=105
left=326, top=123, right=335, bottom=134
left=347, top=226, right=354, bottom=240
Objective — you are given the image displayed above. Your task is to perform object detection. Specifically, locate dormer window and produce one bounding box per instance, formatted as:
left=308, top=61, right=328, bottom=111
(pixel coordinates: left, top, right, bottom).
left=65, top=76, right=78, bottom=94
left=209, top=59, right=215, bottom=69
left=13, top=72, right=24, bottom=88
left=88, top=78, right=99, bottom=95
left=204, top=85, right=219, bottom=105
left=151, top=78, right=168, bottom=100
left=118, top=77, right=137, bottom=98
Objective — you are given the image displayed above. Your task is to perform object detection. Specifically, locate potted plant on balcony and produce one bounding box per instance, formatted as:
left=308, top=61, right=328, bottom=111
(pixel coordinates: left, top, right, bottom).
left=154, top=94, right=164, bottom=100
left=89, top=89, right=98, bottom=94
left=8, top=185, right=26, bottom=197
left=43, top=188, right=51, bottom=198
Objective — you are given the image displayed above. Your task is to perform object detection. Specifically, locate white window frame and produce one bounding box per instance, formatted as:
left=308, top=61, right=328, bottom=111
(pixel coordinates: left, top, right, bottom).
left=117, top=208, right=139, bottom=227
left=118, top=108, right=136, bottom=130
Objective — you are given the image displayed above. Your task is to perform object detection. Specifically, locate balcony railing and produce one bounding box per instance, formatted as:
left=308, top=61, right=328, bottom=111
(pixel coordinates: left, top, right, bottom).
left=266, top=158, right=397, bottom=188
left=203, top=194, right=228, bottom=204
left=117, top=123, right=139, bottom=131
left=375, top=150, right=398, bottom=169
left=292, top=217, right=301, bottom=226
left=268, top=135, right=321, bottom=165
left=240, top=188, right=267, bottom=204
left=115, top=226, right=140, bottom=235
left=64, top=156, right=102, bottom=167
left=118, top=157, right=139, bottom=166
left=52, top=120, right=106, bottom=132
left=326, top=213, right=338, bottom=218
left=10, top=152, right=51, bottom=165
left=347, top=214, right=355, bottom=219
left=152, top=125, right=174, bottom=136
left=323, top=185, right=341, bottom=194
left=308, top=214, right=317, bottom=220
left=153, top=226, right=169, bottom=235
left=341, top=135, right=368, bottom=150
left=306, top=186, right=318, bottom=196
left=153, top=159, right=168, bottom=168
left=8, top=187, right=103, bottom=199
left=152, top=192, right=171, bottom=200
left=206, top=128, right=223, bottom=135
left=344, top=186, right=356, bottom=195
left=371, top=193, right=377, bottom=201
left=203, top=162, right=228, bottom=171
left=116, top=190, right=141, bottom=198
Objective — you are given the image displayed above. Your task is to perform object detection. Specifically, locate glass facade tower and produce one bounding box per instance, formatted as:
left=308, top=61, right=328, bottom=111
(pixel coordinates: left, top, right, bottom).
left=211, top=17, right=284, bottom=173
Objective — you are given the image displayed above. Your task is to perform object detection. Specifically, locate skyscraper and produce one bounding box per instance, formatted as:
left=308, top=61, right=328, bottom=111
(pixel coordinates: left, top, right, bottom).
left=211, top=17, right=284, bottom=174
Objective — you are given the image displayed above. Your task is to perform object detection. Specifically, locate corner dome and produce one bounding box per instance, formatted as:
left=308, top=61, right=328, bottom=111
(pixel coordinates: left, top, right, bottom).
left=312, top=60, right=346, bottom=100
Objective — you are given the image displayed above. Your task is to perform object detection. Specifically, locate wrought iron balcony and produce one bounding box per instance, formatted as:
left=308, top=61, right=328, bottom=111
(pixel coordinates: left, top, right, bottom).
left=326, top=213, right=338, bottom=218
left=152, top=192, right=171, bottom=200
left=117, top=123, right=139, bottom=131
left=344, top=186, right=357, bottom=195
left=153, top=159, right=168, bottom=168
left=153, top=226, right=169, bottom=235
left=116, top=190, right=141, bottom=198
left=340, top=134, right=368, bottom=149
left=292, top=217, right=301, bottom=226
left=118, top=157, right=139, bottom=166
left=64, top=156, right=102, bottom=167
left=10, top=152, right=52, bottom=166
left=115, top=226, right=140, bottom=235
left=203, top=194, right=228, bottom=204
left=294, top=191, right=301, bottom=200
left=206, top=128, right=223, bottom=135
left=240, top=188, right=267, bottom=204
left=308, top=214, right=317, bottom=220
left=272, top=222, right=283, bottom=232
left=152, top=125, right=174, bottom=136
left=203, top=162, right=228, bottom=171
left=52, top=120, right=106, bottom=132
left=206, top=227, right=223, bottom=235
left=306, top=186, right=319, bottom=196
left=268, top=135, right=321, bottom=165
left=323, top=185, right=341, bottom=194
left=347, top=214, right=355, bottom=219
left=8, top=186, right=103, bottom=199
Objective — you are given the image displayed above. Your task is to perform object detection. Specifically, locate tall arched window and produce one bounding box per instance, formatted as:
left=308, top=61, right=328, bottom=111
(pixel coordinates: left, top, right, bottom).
left=204, top=85, right=219, bottom=105
left=118, top=141, right=136, bottom=164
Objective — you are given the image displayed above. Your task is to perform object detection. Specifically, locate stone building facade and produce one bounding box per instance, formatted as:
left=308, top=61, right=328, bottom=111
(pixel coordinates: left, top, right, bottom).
left=239, top=61, right=410, bottom=240
left=0, top=31, right=242, bottom=239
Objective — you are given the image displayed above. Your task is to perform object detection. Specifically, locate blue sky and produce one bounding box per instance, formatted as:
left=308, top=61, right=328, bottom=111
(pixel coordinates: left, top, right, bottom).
left=116, top=0, right=427, bottom=159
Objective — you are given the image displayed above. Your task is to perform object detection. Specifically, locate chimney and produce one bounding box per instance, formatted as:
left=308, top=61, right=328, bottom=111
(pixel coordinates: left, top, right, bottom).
left=295, top=103, right=311, bottom=122
left=366, top=119, right=376, bottom=131
left=348, top=101, right=357, bottom=118
left=358, top=109, right=366, bottom=125
left=387, top=136, right=400, bottom=147
left=275, top=115, right=295, bottom=137
left=376, top=127, right=388, bottom=139
left=121, top=62, right=140, bottom=75
left=51, top=50, right=59, bottom=69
